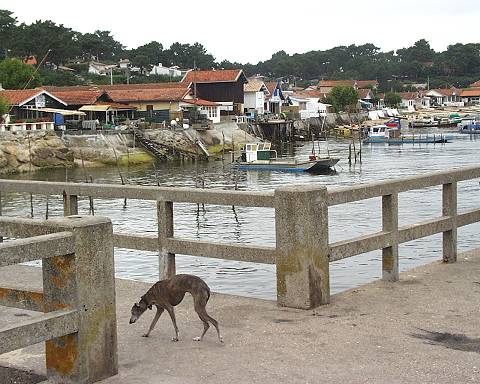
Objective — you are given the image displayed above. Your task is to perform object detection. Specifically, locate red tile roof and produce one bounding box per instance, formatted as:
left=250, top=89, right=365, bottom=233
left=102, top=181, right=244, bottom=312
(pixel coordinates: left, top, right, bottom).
left=356, top=80, right=379, bottom=88
left=432, top=88, right=460, bottom=97
left=181, top=98, right=219, bottom=107
left=318, top=80, right=356, bottom=88
left=318, top=79, right=378, bottom=89
left=101, top=83, right=186, bottom=90
left=357, top=89, right=373, bottom=99
left=0, top=88, right=45, bottom=105
left=460, top=88, right=480, bottom=97
left=181, top=69, right=246, bottom=84
left=107, top=87, right=190, bottom=103
left=49, top=89, right=105, bottom=105
left=398, top=92, right=419, bottom=100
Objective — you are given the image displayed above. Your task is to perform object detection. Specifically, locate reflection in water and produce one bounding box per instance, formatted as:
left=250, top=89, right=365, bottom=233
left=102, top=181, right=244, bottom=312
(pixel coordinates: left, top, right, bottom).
left=2, top=132, right=480, bottom=300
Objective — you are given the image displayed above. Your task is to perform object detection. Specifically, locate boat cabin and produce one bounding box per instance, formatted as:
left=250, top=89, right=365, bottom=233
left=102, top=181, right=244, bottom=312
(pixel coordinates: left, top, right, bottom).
left=366, top=125, right=401, bottom=139
left=242, top=142, right=277, bottom=162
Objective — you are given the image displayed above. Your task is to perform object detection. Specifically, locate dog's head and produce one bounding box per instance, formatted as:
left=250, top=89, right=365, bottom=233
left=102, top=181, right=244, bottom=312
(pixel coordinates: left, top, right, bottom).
left=129, top=296, right=152, bottom=324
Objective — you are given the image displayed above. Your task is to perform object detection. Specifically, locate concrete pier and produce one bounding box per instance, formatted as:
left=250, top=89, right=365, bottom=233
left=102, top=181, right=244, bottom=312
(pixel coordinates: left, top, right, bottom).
left=1, top=248, right=479, bottom=384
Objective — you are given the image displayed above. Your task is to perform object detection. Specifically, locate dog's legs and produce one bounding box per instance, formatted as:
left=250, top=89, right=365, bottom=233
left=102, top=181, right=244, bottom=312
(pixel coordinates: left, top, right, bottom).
left=143, top=307, right=164, bottom=338
left=165, top=306, right=179, bottom=341
left=193, top=300, right=223, bottom=343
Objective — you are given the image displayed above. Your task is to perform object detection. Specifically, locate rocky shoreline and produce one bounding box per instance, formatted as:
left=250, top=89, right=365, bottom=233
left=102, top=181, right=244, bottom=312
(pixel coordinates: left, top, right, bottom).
left=0, top=123, right=256, bottom=175
left=0, top=131, right=74, bottom=175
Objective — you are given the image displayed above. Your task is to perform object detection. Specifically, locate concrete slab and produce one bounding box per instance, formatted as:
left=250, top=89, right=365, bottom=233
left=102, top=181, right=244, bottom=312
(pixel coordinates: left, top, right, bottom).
left=1, top=249, right=480, bottom=384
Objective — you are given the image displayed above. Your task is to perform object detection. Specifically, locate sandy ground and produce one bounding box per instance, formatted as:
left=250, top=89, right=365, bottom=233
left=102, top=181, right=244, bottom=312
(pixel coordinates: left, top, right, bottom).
left=0, top=249, right=479, bottom=384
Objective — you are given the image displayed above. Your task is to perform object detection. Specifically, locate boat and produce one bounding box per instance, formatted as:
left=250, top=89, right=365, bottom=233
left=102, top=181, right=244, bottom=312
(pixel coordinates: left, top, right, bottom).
left=408, top=117, right=438, bottom=128
left=363, top=125, right=450, bottom=144
left=236, top=142, right=339, bottom=173
left=459, top=119, right=480, bottom=134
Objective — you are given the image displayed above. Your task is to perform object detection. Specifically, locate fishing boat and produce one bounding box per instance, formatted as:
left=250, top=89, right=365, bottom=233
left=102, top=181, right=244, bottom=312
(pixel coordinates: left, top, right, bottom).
left=459, top=118, right=480, bottom=134
left=236, top=142, right=339, bottom=173
left=363, top=125, right=450, bottom=144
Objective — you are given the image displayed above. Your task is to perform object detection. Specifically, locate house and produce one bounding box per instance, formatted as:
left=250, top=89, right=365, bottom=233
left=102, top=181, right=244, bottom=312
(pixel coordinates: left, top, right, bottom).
left=106, top=86, right=191, bottom=122
left=425, top=88, right=463, bottom=106
left=399, top=92, right=419, bottom=110
left=244, top=80, right=269, bottom=115
left=119, top=59, right=131, bottom=70
left=88, top=61, right=117, bottom=76
left=317, top=79, right=378, bottom=94
left=0, top=88, right=76, bottom=131
left=287, top=90, right=329, bottom=119
left=181, top=69, right=248, bottom=114
left=180, top=98, right=221, bottom=124
left=150, top=63, right=186, bottom=79
left=460, top=88, right=480, bottom=105
left=264, top=82, right=285, bottom=115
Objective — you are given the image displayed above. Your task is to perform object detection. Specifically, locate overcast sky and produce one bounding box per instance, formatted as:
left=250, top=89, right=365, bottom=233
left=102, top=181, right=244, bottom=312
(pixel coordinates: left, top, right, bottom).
left=6, top=0, right=480, bottom=63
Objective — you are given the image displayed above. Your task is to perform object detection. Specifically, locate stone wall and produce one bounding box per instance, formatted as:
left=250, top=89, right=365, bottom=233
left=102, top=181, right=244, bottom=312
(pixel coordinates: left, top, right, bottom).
left=0, top=131, right=74, bottom=175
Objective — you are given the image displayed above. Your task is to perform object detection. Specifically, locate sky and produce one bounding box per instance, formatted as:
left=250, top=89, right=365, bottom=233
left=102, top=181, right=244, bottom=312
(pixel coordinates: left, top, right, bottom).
left=5, top=0, right=480, bottom=63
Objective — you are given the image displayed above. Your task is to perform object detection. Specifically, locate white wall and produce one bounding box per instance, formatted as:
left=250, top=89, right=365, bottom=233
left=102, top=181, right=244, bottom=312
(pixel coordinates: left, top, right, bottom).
left=244, top=91, right=265, bottom=114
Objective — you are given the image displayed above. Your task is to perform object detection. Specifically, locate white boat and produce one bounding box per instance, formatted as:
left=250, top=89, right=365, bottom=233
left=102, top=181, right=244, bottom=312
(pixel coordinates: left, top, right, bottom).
left=236, top=142, right=339, bottom=173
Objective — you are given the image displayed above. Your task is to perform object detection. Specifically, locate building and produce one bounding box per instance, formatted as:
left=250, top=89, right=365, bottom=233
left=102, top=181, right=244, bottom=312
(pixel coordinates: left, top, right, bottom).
left=460, top=88, right=480, bottom=105
left=180, top=98, right=221, bottom=124
left=425, top=88, right=463, bottom=106
left=106, top=86, right=191, bottom=122
left=264, top=82, right=285, bottom=115
left=150, top=63, right=187, bottom=79
left=317, top=79, right=378, bottom=94
left=88, top=61, right=117, bottom=76
left=181, top=69, right=248, bottom=114
left=244, top=80, right=269, bottom=115
left=0, top=88, right=84, bottom=131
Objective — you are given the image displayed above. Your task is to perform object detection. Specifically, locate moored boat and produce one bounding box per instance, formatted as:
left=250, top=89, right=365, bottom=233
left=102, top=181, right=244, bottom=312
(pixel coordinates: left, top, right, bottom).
left=236, top=142, right=339, bottom=173
left=363, top=125, right=450, bottom=144
left=459, top=118, right=480, bottom=134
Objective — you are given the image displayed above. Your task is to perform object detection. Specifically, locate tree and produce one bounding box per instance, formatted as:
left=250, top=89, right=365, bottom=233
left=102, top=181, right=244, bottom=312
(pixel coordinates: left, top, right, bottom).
left=325, top=85, right=359, bottom=112
left=0, top=58, right=41, bottom=89
left=78, top=30, right=124, bottom=62
left=384, top=92, right=402, bottom=107
left=0, top=9, right=17, bottom=59
left=13, top=20, right=77, bottom=65
left=0, top=95, right=9, bottom=122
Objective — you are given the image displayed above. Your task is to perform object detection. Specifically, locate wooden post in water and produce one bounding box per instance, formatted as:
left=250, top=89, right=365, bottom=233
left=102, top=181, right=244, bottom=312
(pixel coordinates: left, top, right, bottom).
left=348, top=144, right=352, bottom=165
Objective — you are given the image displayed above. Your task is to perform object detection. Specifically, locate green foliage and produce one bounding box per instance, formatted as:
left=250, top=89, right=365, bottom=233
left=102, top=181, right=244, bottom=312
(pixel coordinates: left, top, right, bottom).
left=128, top=74, right=181, bottom=84
left=326, top=86, right=359, bottom=112
left=384, top=92, right=402, bottom=107
left=0, top=58, right=41, bottom=89
left=38, top=68, right=83, bottom=86
left=77, top=30, right=124, bottom=62
left=0, top=94, right=9, bottom=120
left=0, top=9, right=17, bottom=59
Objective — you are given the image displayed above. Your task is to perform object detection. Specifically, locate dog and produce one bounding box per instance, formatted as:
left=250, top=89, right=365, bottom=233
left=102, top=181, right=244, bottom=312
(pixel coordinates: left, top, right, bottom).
left=129, top=274, right=223, bottom=343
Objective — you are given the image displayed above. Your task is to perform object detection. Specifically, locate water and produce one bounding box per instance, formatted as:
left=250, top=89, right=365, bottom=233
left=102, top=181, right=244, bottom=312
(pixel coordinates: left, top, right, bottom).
left=2, top=130, right=479, bottom=300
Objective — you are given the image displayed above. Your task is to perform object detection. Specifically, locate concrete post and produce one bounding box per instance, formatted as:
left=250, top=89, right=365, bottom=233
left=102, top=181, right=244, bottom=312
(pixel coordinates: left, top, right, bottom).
left=63, top=193, right=78, bottom=216
left=157, top=200, right=176, bottom=279
left=382, top=193, right=399, bottom=281
left=275, top=185, right=329, bottom=309
left=443, top=182, right=457, bottom=263
left=43, top=216, right=118, bottom=383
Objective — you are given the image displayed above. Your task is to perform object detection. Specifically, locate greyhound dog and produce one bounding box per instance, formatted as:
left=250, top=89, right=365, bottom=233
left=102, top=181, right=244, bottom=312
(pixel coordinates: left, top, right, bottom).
left=129, top=274, right=223, bottom=343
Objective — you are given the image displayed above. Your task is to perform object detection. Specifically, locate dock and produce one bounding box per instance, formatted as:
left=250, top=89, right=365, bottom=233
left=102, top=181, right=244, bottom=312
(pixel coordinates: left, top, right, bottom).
left=1, top=248, right=479, bottom=384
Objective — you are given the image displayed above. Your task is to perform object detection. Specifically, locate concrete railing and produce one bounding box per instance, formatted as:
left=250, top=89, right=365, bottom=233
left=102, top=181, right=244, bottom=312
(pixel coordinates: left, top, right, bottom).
left=0, top=165, right=479, bottom=309
left=0, top=216, right=117, bottom=383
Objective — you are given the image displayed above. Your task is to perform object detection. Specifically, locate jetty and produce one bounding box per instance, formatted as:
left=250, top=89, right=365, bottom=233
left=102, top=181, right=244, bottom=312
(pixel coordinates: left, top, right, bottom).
left=0, top=165, right=479, bottom=383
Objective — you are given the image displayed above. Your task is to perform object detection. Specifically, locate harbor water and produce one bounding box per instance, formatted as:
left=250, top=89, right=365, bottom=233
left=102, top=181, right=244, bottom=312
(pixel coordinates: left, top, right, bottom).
left=2, top=131, right=479, bottom=300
